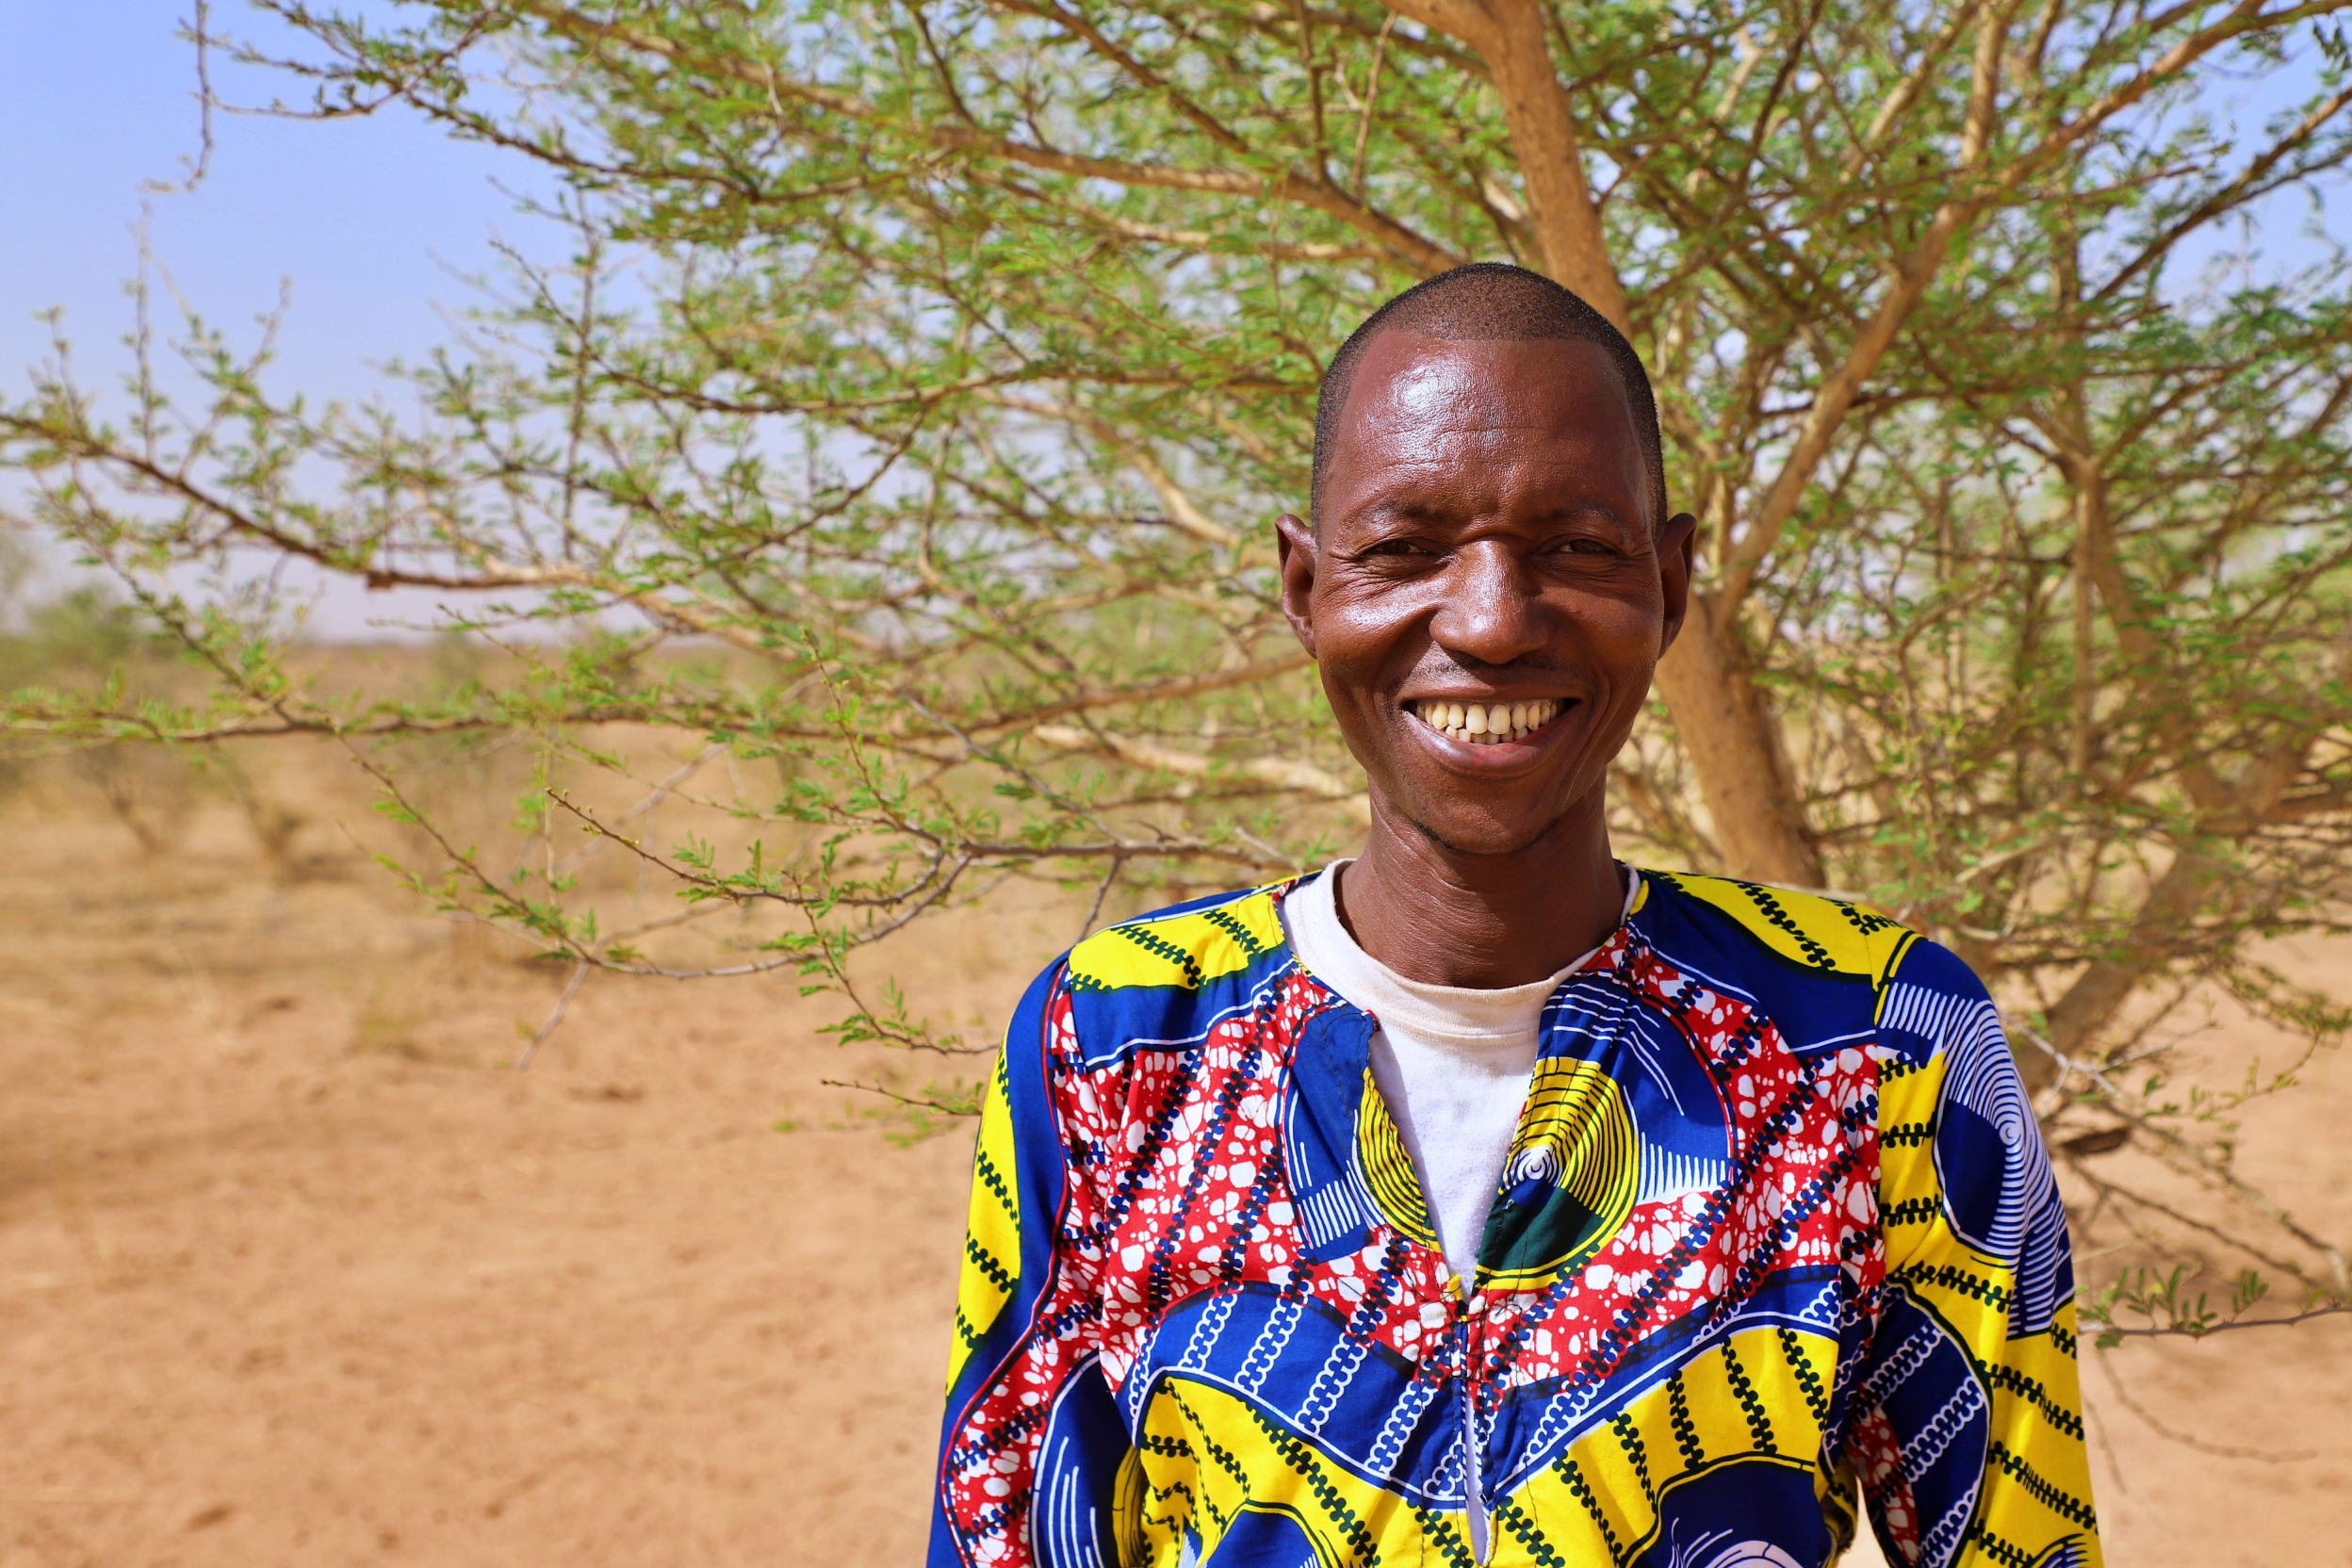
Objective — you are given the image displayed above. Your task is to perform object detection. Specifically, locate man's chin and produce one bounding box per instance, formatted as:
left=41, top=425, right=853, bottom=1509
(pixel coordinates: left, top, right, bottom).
left=1396, top=802, right=1573, bottom=859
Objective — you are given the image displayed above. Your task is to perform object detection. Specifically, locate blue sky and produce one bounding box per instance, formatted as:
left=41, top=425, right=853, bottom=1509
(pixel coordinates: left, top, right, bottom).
left=0, top=1, right=555, bottom=635
left=0, top=2, right=537, bottom=399
left=5, top=5, right=2346, bottom=636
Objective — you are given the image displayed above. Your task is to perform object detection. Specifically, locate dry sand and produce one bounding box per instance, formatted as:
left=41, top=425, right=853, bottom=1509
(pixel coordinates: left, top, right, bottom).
left=3, top=751, right=2346, bottom=1566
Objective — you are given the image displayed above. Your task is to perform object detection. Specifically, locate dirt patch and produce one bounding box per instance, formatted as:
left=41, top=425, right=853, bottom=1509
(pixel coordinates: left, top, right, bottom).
left=1, top=758, right=2345, bottom=1565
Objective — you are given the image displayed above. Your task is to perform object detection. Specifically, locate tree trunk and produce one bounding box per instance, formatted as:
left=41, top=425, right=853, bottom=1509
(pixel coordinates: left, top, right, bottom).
left=2030, top=851, right=2216, bottom=1090
left=1385, top=0, right=1826, bottom=887
left=1653, top=591, right=1825, bottom=887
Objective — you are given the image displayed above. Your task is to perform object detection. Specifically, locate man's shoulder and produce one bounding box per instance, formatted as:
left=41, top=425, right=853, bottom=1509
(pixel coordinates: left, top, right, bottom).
left=1635, top=866, right=1925, bottom=991
left=1017, top=879, right=1305, bottom=1077
left=1058, top=878, right=1298, bottom=996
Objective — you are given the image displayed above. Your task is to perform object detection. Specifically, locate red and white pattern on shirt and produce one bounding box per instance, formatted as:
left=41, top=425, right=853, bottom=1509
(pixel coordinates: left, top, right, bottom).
left=1482, top=938, right=1888, bottom=1391
left=941, top=946, right=1897, bottom=1563
left=940, top=970, right=1440, bottom=1566
left=1851, top=1402, right=1924, bottom=1560
left=1076, top=969, right=1455, bottom=1384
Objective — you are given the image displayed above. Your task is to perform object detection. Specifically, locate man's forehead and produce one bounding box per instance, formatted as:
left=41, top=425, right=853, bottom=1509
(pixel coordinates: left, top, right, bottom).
left=1324, top=330, right=1642, bottom=492
left=1333, top=331, right=1631, bottom=436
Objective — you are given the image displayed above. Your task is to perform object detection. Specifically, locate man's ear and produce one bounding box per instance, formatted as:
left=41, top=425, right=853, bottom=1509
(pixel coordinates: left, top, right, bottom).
left=1275, top=512, right=1319, bottom=659
left=1656, top=511, right=1699, bottom=655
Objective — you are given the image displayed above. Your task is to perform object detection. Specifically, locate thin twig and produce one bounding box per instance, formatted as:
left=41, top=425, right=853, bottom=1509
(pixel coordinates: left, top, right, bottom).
left=2086, top=1301, right=2352, bottom=1340
left=1077, top=853, right=1124, bottom=943
left=1348, top=13, right=1396, bottom=195
left=2064, top=1156, right=2315, bottom=1282
left=554, top=741, right=729, bottom=873
left=2091, top=1347, right=2319, bottom=1461
left=2027, top=1026, right=2351, bottom=1288
left=144, top=0, right=216, bottom=194
left=820, top=1077, right=982, bottom=1116
left=517, top=957, right=591, bottom=1070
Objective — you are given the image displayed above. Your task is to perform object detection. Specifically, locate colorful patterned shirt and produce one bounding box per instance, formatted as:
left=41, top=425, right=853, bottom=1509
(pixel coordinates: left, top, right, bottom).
left=931, top=870, right=2100, bottom=1568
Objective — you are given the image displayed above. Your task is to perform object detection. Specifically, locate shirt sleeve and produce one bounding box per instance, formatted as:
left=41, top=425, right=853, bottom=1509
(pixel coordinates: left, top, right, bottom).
left=1850, top=938, right=2103, bottom=1568
left=930, top=960, right=1131, bottom=1568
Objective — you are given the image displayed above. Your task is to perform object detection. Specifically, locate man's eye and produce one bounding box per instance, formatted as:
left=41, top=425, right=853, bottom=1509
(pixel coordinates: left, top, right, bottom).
left=1363, top=539, right=1430, bottom=558
left=1561, top=537, right=1616, bottom=556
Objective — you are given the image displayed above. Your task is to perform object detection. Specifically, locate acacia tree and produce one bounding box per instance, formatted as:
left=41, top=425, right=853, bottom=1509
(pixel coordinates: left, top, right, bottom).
left=5, top=0, right=2350, bottom=1327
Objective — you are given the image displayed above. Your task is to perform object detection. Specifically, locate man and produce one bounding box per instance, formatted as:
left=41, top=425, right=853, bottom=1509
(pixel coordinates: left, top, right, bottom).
left=931, top=264, right=2099, bottom=1568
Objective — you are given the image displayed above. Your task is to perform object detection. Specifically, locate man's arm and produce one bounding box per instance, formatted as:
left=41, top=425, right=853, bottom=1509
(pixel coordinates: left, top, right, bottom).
left=930, top=960, right=1126, bottom=1568
left=1852, top=939, right=2103, bottom=1567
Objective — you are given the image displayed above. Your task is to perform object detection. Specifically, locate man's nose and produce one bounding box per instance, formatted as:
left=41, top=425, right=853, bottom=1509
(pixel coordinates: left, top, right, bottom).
left=1429, top=541, right=1550, bottom=667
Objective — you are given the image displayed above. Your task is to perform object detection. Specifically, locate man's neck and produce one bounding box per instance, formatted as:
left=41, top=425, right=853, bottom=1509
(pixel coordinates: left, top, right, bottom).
left=1334, top=791, right=1624, bottom=989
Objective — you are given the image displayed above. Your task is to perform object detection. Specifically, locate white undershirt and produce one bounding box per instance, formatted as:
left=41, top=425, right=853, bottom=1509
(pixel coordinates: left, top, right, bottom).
left=1280, top=858, right=1637, bottom=1560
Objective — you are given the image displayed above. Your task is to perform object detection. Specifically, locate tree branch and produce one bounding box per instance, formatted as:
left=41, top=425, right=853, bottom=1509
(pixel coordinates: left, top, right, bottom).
left=1381, top=0, right=1627, bottom=325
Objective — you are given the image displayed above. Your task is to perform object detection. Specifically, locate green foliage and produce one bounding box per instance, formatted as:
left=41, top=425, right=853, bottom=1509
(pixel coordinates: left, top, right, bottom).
left=2082, top=1262, right=2351, bottom=1347
left=3, top=0, right=2350, bottom=1305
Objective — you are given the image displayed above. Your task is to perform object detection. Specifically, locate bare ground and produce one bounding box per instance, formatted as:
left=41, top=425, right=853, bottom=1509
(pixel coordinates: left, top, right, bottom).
left=2, top=752, right=2346, bottom=1566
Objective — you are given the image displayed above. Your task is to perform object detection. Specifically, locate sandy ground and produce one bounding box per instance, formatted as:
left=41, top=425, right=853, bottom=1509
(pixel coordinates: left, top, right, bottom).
left=3, top=750, right=2347, bottom=1567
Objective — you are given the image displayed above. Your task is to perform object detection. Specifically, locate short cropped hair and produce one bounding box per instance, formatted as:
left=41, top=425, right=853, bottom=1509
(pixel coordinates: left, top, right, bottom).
left=1310, top=262, right=1668, bottom=531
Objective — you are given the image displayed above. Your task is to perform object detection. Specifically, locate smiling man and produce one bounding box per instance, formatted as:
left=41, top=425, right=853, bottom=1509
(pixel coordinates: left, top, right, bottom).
left=932, top=265, right=2099, bottom=1568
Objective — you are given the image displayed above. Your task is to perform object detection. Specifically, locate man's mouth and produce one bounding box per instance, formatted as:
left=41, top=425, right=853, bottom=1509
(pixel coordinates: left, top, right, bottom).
left=1405, top=697, right=1563, bottom=745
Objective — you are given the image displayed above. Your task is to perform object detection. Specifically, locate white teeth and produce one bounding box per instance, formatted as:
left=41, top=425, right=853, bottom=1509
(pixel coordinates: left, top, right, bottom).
left=1410, top=697, right=1564, bottom=744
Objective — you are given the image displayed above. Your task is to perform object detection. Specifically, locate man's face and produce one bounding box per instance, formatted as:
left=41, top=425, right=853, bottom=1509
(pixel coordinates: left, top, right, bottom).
left=1278, top=332, right=1695, bottom=857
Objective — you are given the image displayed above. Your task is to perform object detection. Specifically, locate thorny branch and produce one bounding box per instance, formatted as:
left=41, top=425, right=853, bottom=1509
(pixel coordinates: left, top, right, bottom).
left=3, top=0, right=2346, bottom=1300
